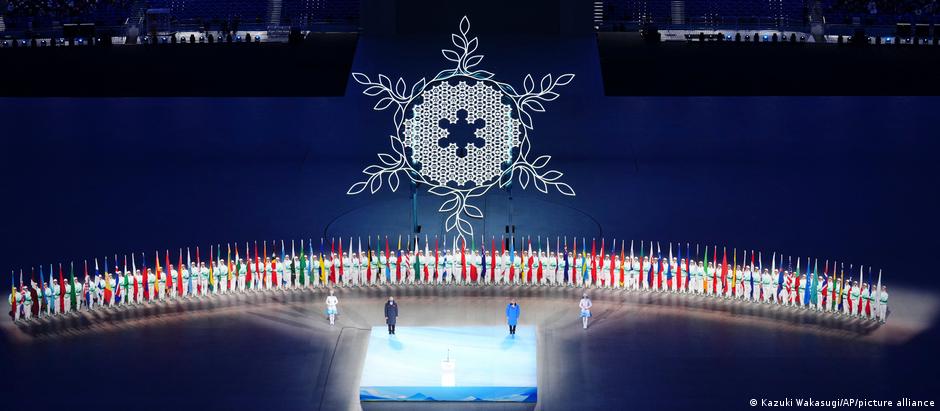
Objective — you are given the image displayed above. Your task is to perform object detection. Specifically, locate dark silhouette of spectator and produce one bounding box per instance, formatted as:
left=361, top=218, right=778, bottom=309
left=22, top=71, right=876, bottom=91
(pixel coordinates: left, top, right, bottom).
left=753, top=33, right=759, bottom=42
left=190, top=34, right=196, bottom=44
left=208, top=34, right=214, bottom=43
left=735, top=33, right=741, bottom=42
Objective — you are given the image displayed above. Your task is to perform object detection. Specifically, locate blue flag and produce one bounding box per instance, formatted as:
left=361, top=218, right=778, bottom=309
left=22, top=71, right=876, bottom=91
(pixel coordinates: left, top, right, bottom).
left=665, top=249, right=672, bottom=282
left=775, top=255, right=784, bottom=300
left=749, top=253, right=754, bottom=300
left=803, top=257, right=812, bottom=307
left=142, top=253, right=149, bottom=293
left=562, top=247, right=569, bottom=283
left=509, top=236, right=515, bottom=266
left=39, top=265, right=46, bottom=312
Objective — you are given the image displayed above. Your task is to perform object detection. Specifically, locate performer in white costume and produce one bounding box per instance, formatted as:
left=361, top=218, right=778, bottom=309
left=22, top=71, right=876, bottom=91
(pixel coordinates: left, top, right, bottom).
left=579, top=293, right=592, bottom=329
left=325, top=289, right=338, bottom=325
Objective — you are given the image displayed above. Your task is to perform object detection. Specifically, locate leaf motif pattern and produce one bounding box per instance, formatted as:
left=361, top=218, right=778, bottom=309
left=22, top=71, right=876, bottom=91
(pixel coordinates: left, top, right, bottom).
left=347, top=16, right=577, bottom=241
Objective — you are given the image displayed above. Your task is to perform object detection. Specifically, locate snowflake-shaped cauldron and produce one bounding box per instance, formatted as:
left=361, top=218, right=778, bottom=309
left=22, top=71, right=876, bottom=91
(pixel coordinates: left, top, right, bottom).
left=348, top=16, right=575, bottom=240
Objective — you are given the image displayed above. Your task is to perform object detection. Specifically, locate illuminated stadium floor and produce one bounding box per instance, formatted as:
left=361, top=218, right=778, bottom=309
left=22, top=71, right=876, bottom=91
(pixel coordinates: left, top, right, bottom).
left=3, top=285, right=934, bottom=411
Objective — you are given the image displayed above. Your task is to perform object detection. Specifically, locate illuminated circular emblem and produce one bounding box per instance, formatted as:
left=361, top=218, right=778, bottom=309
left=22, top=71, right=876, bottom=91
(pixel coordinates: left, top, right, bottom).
left=403, top=80, right=521, bottom=186
left=349, top=16, right=576, bottom=239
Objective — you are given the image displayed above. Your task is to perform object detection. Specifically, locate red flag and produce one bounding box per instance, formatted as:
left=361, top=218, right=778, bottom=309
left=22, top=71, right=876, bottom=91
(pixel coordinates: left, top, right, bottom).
left=538, top=254, right=544, bottom=283
left=271, top=242, right=278, bottom=288
left=460, top=238, right=466, bottom=282
left=794, top=273, right=802, bottom=305
left=330, top=239, right=336, bottom=284
left=142, top=256, right=149, bottom=300
left=656, top=253, right=664, bottom=290
left=711, top=246, right=718, bottom=295
left=676, top=244, right=683, bottom=292
left=165, top=250, right=171, bottom=296
left=396, top=246, right=402, bottom=283
left=490, top=238, right=496, bottom=283
left=254, top=242, right=259, bottom=288
left=434, top=238, right=440, bottom=280
left=177, top=249, right=184, bottom=297
left=367, top=247, right=374, bottom=284
left=246, top=245, right=253, bottom=289
left=470, top=263, right=477, bottom=282
left=58, top=263, right=65, bottom=312
left=720, top=247, right=728, bottom=295
left=339, top=238, right=344, bottom=281
left=196, top=246, right=201, bottom=295
left=526, top=241, right=533, bottom=284
left=590, top=239, right=597, bottom=285
left=608, top=253, right=614, bottom=286
left=685, top=245, right=691, bottom=290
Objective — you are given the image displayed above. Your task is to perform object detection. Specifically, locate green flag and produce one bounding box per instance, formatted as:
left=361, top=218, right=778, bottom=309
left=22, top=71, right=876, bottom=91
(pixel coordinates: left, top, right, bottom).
left=299, top=245, right=307, bottom=286
left=811, top=259, right=819, bottom=305
left=69, top=262, right=77, bottom=310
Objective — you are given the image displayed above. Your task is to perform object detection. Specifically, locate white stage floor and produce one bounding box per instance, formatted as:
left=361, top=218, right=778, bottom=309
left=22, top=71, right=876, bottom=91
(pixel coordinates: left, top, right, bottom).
left=360, top=326, right=537, bottom=402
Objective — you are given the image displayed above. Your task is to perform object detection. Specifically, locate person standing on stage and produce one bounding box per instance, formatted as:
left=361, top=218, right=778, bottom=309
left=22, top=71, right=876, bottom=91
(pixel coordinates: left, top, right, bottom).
left=325, top=289, right=338, bottom=325
left=878, top=285, right=889, bottom=323
left=579, top=293, right=592, bottom=329
left=384, top=296, right=399, bottom=334
left=506, top=298, right=520, bottom=335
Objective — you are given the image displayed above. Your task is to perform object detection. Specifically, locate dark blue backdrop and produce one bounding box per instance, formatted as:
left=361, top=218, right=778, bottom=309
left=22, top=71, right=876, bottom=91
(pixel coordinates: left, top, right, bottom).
left=1, top=32, right=938, bottom=293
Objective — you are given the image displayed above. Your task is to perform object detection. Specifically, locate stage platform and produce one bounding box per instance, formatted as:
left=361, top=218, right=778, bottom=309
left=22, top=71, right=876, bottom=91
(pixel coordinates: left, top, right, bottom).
left=360, top=326, right=537, bottom=402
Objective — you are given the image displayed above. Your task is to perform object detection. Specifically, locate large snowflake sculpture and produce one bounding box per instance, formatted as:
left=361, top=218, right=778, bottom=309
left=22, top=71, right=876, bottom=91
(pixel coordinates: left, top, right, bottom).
left=348, top=16, right=575, bottom=240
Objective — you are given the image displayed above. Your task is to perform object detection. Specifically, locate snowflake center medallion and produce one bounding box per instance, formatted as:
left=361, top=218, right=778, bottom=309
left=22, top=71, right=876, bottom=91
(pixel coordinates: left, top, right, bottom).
left=349, top=16, right=576, bottom=239
left=403, top=80, right=522, bottom=187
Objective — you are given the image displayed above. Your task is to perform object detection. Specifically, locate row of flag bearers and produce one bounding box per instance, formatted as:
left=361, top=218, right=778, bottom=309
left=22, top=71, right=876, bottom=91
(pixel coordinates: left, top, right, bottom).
left=8, top=236, right=889, bottom=324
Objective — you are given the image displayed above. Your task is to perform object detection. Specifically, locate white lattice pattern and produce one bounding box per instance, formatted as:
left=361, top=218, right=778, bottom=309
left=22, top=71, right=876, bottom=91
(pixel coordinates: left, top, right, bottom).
left=403, top=81, right=521, bottom=186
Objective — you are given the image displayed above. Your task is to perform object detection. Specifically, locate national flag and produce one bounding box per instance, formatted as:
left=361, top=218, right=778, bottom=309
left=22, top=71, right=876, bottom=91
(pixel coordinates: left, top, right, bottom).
left=460, top=237, right=466, bottom=282
left=665, top=243, right=673, bottom=289
left=675, top=243, right=682, bottom=291
left=39, top=265, right=47, bottom=313
left=570, top=237, right=576, bottom=285
left=710, top=246, right=718, bottom=295
left=810, top=258, right=819, bottom=306
left=656, top=244, right=663, bottom=290
left=395, top=236, right=402, bottom=283
left=620, top=240, right=626, bottom=287
left=730, top=248, right=737, bottom=297
left=647, top=244, right=656, bottom=290
left=490, top=237, right=497, bottom=283
left=875, top=269, right=882, bottom=320
left=208, top=246, right=215, bottom=291
left=10, top=271, right=16, bottom=317
left=299, top=239, right=307, bottom=287
left=865, top=266, right=873, bottom=316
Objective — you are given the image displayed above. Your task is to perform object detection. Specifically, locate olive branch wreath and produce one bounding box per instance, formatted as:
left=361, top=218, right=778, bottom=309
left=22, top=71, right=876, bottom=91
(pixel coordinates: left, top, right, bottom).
left=348, top=16, right=575, bottom=241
